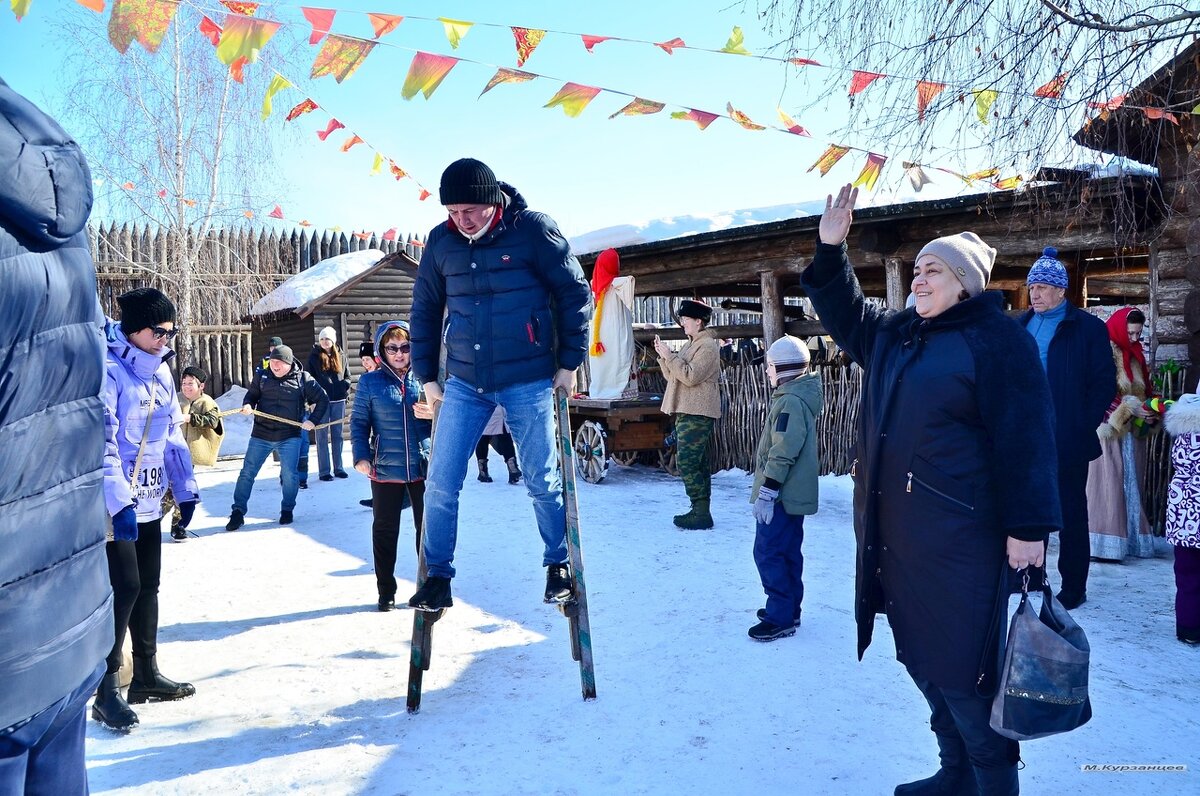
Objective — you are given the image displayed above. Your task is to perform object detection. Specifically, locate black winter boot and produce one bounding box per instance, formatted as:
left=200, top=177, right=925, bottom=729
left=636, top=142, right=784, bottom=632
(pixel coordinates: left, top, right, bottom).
left=971, top=764, right=1017, bottom=796
left=225, top=509, right=244, bottom=532
left=127, top=656, right=196, bottom=703
left=895, top=735, right=979, bottom=795
left=506, top=457, right=522, bottom=485
left=477, top=459, right=493, bottom=483
left=674, top=499, right=714, bottom=530
left=408, top=576, right=453, bottom=611
left=544, top=563, right=574, bottom=603
left=92, top=671, right=139, bottom=732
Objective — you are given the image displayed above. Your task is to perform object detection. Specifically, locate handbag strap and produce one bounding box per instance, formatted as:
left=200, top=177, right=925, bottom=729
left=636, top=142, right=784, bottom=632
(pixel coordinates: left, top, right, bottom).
left=127, top=377, right=159, bottom=492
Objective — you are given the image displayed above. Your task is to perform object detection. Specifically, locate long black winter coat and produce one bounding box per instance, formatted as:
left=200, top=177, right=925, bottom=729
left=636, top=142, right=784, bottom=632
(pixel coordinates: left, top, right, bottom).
left=410, top=182, right=592, bottom=392
left=1019, top=304, right=1115, bottom=467
left=306, top=344, right=351, bottom=401
left=0, top=79, right=114, bottom=727
left=802, top=243, right=1061, bottom=691
left=245, top=361, right=330, bottom=441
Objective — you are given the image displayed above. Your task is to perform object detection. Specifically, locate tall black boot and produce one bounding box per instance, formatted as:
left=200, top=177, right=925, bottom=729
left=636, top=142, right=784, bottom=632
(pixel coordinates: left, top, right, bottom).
left=895, top=735, right=979, bottom=795
left=127, top=655, right=196, bottom=703
left=92, top=671, right=139, bottom=732
left=477, top=459, right=493, bottom=483
left=972, top=764, right=1017, bottom=796
left=506, top=457, right=522, bottom=485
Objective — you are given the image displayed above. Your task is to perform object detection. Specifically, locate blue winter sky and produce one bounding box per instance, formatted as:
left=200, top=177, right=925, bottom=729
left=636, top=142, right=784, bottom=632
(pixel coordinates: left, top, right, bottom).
left=0, top=0, right=1103, bottom=239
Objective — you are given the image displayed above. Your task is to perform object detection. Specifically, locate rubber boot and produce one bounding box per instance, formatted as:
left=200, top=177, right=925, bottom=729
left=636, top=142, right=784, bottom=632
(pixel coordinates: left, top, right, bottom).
left=91, top=671, right=139, bottom=732
left=127, top=655, right=196, bottom=703
left=895, top=735, right=979, bottom=795
left=674, top=499, right=714, bottom=530
left=506, top=457, right=522, bottom=485
left=477, top=459, right=493, bottom=483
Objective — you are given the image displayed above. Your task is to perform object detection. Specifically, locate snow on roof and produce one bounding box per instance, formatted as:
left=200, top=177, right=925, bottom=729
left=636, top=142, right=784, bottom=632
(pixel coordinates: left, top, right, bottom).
left=250, top=248, right=386, bottom=316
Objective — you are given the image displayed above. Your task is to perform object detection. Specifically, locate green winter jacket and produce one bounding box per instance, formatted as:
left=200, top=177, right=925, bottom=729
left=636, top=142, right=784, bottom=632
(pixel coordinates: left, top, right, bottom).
left=750, top=371, right=823, bottom=515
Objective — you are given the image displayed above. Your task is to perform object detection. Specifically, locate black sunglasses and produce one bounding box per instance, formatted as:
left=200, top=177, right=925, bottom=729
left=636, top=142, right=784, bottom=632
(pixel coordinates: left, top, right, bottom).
left=383, top=343, right=411, bottom=355
left=150, top=326, right=178, bottom=340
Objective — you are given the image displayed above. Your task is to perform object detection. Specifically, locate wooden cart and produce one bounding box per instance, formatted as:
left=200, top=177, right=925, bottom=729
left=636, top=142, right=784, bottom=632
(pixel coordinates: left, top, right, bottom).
left=567, top=392, right=679, bottom=483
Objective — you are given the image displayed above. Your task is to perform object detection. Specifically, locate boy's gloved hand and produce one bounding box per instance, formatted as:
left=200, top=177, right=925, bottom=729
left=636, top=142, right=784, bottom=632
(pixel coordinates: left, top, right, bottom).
left=753, top=486, right=779, bottom=525
left=112, top=504, right=138, bottom=541
left=177, top=500, right=197, bottom=529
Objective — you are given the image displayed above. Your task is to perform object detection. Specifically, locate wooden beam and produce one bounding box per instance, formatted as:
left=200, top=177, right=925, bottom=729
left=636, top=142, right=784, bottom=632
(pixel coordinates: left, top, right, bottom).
left=761, top=271, right=784, bottom=346
left=884, top=257, right=906, bottom=310
left=634, top=318, right=827, bottom=343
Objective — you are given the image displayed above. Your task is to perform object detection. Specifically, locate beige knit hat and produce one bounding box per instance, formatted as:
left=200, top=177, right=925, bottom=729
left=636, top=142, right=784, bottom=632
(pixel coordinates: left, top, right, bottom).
left=916, top=232, right=997, bottom=297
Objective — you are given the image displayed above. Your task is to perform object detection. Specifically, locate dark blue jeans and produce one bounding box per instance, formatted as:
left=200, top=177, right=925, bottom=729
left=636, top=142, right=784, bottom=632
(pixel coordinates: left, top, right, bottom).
left=0, top=662, right=103, bottom=796
left=234, top=436, right=302, bottom=514
left=753, top=510, right=805, bottom=626
left=911, top=675, right=1020, bottom=795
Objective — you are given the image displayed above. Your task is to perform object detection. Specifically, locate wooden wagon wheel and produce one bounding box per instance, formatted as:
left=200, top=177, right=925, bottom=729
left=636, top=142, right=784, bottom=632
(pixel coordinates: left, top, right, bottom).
left=612, top=451, right=639, bottom=466
left=658, top=447, right=680, bottom=477
left=573, top=421, right=610, bottom=483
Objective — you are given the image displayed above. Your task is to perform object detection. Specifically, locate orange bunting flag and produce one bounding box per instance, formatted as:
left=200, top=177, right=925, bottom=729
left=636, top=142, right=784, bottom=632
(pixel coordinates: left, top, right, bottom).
left=776, top=107, right=811, bottom=136
left=121, top=181, right=135, bottom=190
left=301, top=7, right=334, bottom=45
left=852, top=153, right=887, bottom=191
left=655, top=37, right=686, bottom=54
left=479, top=68, right=536, bottom=98
left=934, top=166, right=968, bottom=183
left=340, top=134, right=364, bottom=153
left=1088, top=93, right=1126, bottom=111
left=512, top=27, right=546, bottom=67
left=76, top=0, right=106, bottom=12
left=544, top=83, right=602, bottom=118
left=608, top=98, right=665, bottom=119
left=1034, top=73, right=1068, bottom=99
left=182, top=199, right=196, bottom=207
left=438, top=18, right=472, bottom=49
left=368, top=13, right=402, bottom=39
left=285, top=98, right=318, bottom=121
left=382, top=228, right=397, bottom=241
left=370, top=152, right=383, bottom=175
left=316, top=118, right=345, bottom=141
left=902, top=161, right=931, bottom=192
left=789, top=57, right=820, bottom=67
left=1144, top=107, right=1180, bottom=125
left=808, top=145, right=850, bottom=176
left=215, top=16, right=280, bottom=81
left=726, top=102, right=764, bottom=130
left=848, top=71, right=884, bottom=95
left=108, top=0, right=179, bottom=55
left=220, top=1, right=257, bottom=15
left=972, top=89, right=998, bottom=124
left=268, top=205, right=284, bottom=219
left=670, top=109, right=719, bottom=131
left=352, top=231, right=371, bottom=240
left=992, top=175, right=1023, bottom=191
left=299, top=220, right=312, bottom=227
left=401, top=52, right=459, bottom=100
left=311, top=35, right=376, bottom=83
left=260, top=73, right=292, bottom=120
left=388, top=161, right=407, bottom=180
left=418, top=189, right=432, bottom=201
left=916, top=81, right=946, bottom=122
left=721, top=26, right=750, bottom=55
left=581, top=34, right=611, bottom=53
left=199, top=15, right=221, bottom=45
left=243, top=210, right=255, bottom=219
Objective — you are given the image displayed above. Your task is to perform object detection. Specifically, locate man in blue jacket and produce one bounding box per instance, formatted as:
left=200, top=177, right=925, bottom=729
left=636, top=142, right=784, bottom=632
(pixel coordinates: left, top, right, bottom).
left=1021, top=248, right=1116, bottom=608
left=407, top=158, right=592, bottom=610
left=0, top=79, right=114, bottom=794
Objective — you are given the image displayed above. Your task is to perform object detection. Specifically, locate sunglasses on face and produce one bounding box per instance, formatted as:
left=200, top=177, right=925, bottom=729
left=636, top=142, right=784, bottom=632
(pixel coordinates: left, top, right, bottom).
left=150, top=326, right=178, bottom=340
left=383, top=343, right=411, bottom=355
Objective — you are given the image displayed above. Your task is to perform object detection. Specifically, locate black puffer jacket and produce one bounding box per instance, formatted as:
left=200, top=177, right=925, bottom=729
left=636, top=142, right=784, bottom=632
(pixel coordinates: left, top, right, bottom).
left=410, top=182, right=592, bottom=391
left=0, top=78, right=114, bottom=728
left=244, top=361, right=330, bottom=441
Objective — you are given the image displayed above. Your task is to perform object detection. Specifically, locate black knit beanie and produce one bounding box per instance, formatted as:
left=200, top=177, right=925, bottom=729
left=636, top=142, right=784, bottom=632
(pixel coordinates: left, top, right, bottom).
left=182, top=365, right=208, bottom=383
left=439, top=158, right=504, bottom=205
left=118, top=287, right=176, bottom=335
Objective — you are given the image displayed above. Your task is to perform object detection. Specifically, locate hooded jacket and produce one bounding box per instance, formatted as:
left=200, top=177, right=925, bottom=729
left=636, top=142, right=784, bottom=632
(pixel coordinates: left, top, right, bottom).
left=751, top=371, right=823, bottom=515
left=410, top=182, right=592, bottom=392
left=351, top=321, right=432, bottom=482
left=0, top=78, right=114, bottom=728
left=244, top=359, right=330, bottom=441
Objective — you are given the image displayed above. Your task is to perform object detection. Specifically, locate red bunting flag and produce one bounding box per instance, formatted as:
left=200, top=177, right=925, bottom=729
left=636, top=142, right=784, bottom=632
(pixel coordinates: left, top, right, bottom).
left=1033, top=73, right=1068, bottom=99
left=157, top=189, right=167, bottom=197
left=655, top=37, right=686, bottom=54
left=368, top=13, right=403, bottom=39
left=382, top=228, right=397, bottom=241
left=581, top=34, right=611, bottom=53
left=544, top=83, right=602, bottom=117
left=220, top=1, right=257, bottom=15
left=848, top=71, right=885, bottom=95
left=418, top=190, right=432, bottom=201
left=199, top=15, right=221, bottom=45
left=512, top=27, right=546, bottom=67
left=301, top=7, right=335, bottom=45
left=389, top=161, right=407, bottom=180
left=268, top=205, right=284, bottom=219
left=340, top=135, right=364, bottom=152
left=316, top=118, right=345, bottom=141
left=916, top=81, right=946, bottom=122
left=1088, top=94, right=1127, bottom=111
left=789, top=57, right=820, bottom=67
left=1143, top=107, right=1180, bottom=125
left=670, top=109, right=719, bottom=130
left=285, top=98, right=318, bottom=121
left=808, top=145, right=850, bottom=176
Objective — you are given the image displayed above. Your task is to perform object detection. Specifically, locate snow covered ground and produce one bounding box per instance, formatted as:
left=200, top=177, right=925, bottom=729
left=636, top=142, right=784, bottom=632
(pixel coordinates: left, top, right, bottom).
left=85, top=452, right=1198, bottom=795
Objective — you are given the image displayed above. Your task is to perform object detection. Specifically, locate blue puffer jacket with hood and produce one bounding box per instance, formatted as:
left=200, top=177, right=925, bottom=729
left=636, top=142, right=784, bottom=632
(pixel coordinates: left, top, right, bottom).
left=351, top=321, right=432, bottom=482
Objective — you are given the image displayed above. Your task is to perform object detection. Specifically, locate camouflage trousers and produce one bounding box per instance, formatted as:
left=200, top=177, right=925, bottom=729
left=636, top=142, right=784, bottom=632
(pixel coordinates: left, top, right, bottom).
left=674, top=413, right=714, bottom=502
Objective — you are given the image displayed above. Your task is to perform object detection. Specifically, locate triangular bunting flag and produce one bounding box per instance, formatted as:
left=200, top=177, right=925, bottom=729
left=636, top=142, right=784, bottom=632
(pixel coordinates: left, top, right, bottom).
left=371, top=152, right=383, bottom=175
left=608, top=98, right=665, bottom=119
left=992, top=175, right=1023, bottom=190
left=215, top=16, right=280, bottom=81
left=670, top=109, right=719, bottom=130
left=438, top=18, right=472, bottom=49
left=108, top=0, right=179, bottom=55
left=268, top=205, right=284, bottom=219
left=581, top=34, right=611, bottom=53
left=388, top=162, right=406, bottom=180
left=848, top=70, right=884, bottom=95
left=972, top=89, right=998, bottom=124
left=76, top=0, right=105, bottom=11
left=776, top=108, right=811, bottom=136
left=311, top=34, right=376, bottom=83
left=299, top=220, right=312, bottom=227
left=726, top=102, right=764, bottom=130
left=340, top=134, right=364, bottom=153
left=789, top=57, right=820, bottom=66
left=1087, top=93, right=1126, bottom=111
left=721, top=26, right=750, bottom=55
left=11, top=0, right=30, bottom=16
left=916, top=81, right=946, bottom=122
left=512, top=27, right=546, bottom=67
left=401, top=52, right=459, bottom=100
left=316, top=118, right=345, bottom=141
left=243, top=210, right=255, bottom=219
left=368, top=13, right=402, bottom=39
left=852, top=153, right=887, bottom=191
left=544, top=83, right=602, bottom=118
left=1034, top=73, right=1068, bottom=99
left=807, top=144, right=850, bottom=176
left=260, top=73, right=293, bottom=121
left=382, top=228, right=397, bottom=241
left=1144, top=107, right=1180, bottom=125
left=220, top=1, right=257, bottom=14
left=480, top=68, right=537, bottom=97
left=121, top=181, right=135, bottom=190
left=655, top=37, right=686, bottom=54
left=157, top=189, right=167, bottom=198
left=902, top=161, right=931, bottom=192
left=285, top=98, right=318, bottom=121
left=418, top=189, right=431, bottom=201
left=301, top=7, right=334, bottom=45
left=967, top=168, right=999, bottom=183
left=353, top=231, right=371, bottom=240
left=199, top=15, right=221, bottom=45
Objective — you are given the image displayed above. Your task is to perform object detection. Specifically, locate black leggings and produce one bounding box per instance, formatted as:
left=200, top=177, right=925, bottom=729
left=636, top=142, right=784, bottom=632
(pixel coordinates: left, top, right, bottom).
left=371, top=480, right=426, bottom=601
left=104, top=518, right=163, bottom=672
left=475, top=432, right=516, bottom=461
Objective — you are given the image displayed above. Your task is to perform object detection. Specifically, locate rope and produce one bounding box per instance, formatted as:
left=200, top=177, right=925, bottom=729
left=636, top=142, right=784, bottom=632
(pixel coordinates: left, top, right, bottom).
left=216, top=407, right=349, bottom=431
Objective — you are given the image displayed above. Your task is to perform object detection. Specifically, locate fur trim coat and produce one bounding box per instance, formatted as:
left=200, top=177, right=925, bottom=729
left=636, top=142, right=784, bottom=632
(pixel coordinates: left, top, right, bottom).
left=1098, top=342, right=1153, bottom=440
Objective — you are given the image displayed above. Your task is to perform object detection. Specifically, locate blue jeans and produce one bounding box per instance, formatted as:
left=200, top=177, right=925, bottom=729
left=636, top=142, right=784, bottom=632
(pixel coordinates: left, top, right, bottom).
left=0, top=662, right=103, bottom=796
left=423, top=376, right=566, bottom=578
left=234, top=436, right=302, bottom=514
left=753, top=510, right=805, bottom=627
left=316, top=399, right=347, bottom=476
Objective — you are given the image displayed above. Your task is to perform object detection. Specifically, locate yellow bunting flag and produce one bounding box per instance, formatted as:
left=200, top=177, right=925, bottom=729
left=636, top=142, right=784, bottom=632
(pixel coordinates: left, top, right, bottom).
left=721, top=26, right=750, bottom=55
left=368, top=13, right=402, bottom=39
left=902, top=162, right=931, bottom=192
left=310, top=34, right=377, bottom=83
left=260, top=73, right=292, bottom=121
left=76, top=0, right=105, bottom=12
left=916, top=81, right=946, bottom=122
left=285, top=98, right=318, bottom=121
left=964, top=168, right=999, bottom=184
left=608, top=98, right=665, bottom=119
left=993, top=175, right=1023, bottom=191
left=848, top=71, right=884, bottom=95
left=1034, top=73, right=1068, bottom=99
left=972, top=89, right=998, bottom=124
left=655, top=37, right=686, bottom=54
left=301, top=7, right=334, bottom=44
left=726, top=102, right=764, bottom=130
left=479, top=68, right=536, bottom=98
left=512, top=27, right=546, bottom=67
left=544, top=83, right=602, bottom=118
left=215, top=16, right=280, bottom=80
left=670, top=109, right=719, bottom=130
left=108, top=0, right=179, bottom=55
left=371, top=152, right=383, bottom=175
left=438, top=18, right=472, bottom=49
left=12, top=0, right=32, bottom=20
left=808, top=145, right=850, bottom=176
left=401, top=52, right=459, bottom=100
left=340, top=135, right=364, bottom=153
left=852, top=153, right=887, bottom=191
left=776, top=108, right=811, bottom=136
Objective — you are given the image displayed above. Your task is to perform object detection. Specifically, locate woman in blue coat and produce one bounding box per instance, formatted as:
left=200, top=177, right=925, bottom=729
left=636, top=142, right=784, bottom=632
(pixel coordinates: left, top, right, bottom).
left=352, top=321, right=432, bottom=611
left=801, top=186, right=1061, bottom=796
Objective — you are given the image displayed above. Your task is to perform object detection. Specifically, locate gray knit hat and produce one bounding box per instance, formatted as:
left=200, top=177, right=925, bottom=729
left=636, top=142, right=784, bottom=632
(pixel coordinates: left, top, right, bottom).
left=269, top=344, right=295, bottom=365
left=916, top=232, right=997, bottom=298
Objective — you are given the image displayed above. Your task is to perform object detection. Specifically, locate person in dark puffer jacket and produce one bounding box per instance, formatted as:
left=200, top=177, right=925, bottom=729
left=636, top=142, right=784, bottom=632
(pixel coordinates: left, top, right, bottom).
left=352, top=321, right=433, bottom=611
left=407, top=158, right=592, bottom=611
left=0, top=78, right=114, bottom=794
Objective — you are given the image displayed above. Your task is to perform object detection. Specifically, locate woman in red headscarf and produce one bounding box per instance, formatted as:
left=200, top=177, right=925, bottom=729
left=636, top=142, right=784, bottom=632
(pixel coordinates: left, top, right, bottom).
left=1086, top=307, right=1158, bottom=562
